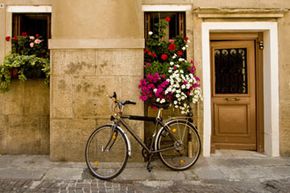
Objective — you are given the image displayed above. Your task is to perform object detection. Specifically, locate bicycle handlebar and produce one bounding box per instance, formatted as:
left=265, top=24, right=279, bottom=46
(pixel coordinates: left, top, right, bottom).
left=109, top=92, right=136, bottom=114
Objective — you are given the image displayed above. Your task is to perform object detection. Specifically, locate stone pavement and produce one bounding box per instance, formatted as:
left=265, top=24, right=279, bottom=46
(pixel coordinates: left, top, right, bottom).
left=0, top=150, right=290, bottom=193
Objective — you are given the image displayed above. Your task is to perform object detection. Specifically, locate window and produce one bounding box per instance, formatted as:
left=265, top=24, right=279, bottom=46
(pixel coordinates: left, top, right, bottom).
left=144, top=12, right=185, bottom=40
left=12, top=13, right=51, bottom=38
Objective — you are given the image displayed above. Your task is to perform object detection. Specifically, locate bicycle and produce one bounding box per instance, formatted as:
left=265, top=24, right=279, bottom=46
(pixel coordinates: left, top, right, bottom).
left=85, top=92, right=201, bottom=180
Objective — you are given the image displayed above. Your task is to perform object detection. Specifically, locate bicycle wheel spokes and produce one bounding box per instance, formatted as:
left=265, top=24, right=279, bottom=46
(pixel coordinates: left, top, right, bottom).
left=85, top=125, right=128, bottom=180
left=157, top=120, right=201, bottom=170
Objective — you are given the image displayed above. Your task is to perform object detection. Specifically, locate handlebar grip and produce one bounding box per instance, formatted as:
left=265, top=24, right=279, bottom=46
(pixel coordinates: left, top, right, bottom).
left=110, top=92, right=117, bottom=99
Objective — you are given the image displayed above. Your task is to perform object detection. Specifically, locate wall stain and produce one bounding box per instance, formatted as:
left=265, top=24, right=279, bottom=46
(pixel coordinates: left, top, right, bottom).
left=65, top=62, right=94, bottom=74
left=76, top=81, right=93, bottom=93
left=97, top=61, right=108, bottom=73
left=93, top=85, right=106, bottom=97
left=58, top=80, right=66, bottom=90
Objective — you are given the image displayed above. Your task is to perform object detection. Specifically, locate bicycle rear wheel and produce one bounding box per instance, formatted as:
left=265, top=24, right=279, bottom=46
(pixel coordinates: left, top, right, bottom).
left=156, top=119, right=201, bottom=170
left=85, top=124, right=129, bottom=180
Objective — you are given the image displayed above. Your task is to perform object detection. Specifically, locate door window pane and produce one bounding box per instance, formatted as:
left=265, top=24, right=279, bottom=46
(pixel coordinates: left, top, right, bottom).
left=214, top=48, right=248, bottom=94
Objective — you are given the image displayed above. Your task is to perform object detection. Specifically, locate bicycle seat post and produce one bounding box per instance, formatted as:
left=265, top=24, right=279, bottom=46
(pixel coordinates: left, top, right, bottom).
left=157, top=108, right=163, bottom=120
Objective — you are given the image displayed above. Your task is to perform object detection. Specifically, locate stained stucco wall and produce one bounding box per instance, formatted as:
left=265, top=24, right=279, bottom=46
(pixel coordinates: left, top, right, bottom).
left=0, top=80, right=50, bottom=154
left=49, top=0, right=144, bottom=161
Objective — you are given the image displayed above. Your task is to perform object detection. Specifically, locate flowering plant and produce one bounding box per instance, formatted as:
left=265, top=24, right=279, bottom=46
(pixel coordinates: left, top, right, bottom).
left=139, top=17, right=202, bottom=114
left=0, top=33, right=49, bottom=91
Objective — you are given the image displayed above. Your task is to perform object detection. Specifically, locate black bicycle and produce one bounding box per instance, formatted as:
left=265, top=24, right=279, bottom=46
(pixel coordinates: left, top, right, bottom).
left=85, top=92, right=201, bottom=180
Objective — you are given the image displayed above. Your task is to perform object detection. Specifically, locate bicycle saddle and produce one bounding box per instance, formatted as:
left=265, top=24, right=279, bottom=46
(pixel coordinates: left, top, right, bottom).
left=152, top=102, right=170, bottom=109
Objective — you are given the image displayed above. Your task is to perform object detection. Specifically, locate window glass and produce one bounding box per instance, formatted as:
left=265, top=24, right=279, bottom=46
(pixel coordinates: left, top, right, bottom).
left=144, top=12, right=185, bottom=40
left=12, top=13, right=51, bottom=38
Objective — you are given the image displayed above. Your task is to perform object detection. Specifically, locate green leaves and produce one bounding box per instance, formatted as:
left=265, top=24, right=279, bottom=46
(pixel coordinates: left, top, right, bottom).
left=0, top=53, right=50, bottom=92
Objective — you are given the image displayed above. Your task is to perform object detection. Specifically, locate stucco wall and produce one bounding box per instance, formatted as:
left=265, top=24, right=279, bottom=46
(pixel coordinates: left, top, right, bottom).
left=0, top=80, right=50, bottom=154
left=278, top=12, right=290, bottom=156
left=50, top=49, right=144, bottom=161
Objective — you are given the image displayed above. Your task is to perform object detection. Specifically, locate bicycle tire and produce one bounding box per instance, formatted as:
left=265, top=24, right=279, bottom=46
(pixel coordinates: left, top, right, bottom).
left=156, top=119, right=201, bottom=170
left=85, top=124, right=129, bottom=180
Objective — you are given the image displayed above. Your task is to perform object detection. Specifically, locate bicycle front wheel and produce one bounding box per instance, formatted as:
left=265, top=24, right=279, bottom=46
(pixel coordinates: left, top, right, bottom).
left=156, top=119, right=201, bottom=170
left=85, top=125, right=129, bottom=180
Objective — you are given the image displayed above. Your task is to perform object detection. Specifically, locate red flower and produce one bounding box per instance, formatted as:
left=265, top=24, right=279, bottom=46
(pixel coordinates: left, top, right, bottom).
left=165, top=17, right=171, bottom=22
left=5, top=36, right=11, bottom=41
left=21, top=32, right=28, bottom=37
left=161, top=54, right=168, bottom=61
left=184, top=36, right=189, bottom=42
left=12, top=36, right=18, bottom=41
left=177, top=50, right=183, bottom=57
left=168, top=43, right=176, bottom=51
left=35, top=34, right=40, bottom=38
left=152, top=53, right=157, bottom=58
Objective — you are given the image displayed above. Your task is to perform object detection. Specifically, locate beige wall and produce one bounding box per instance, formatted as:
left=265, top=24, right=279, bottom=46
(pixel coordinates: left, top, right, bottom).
left=142, top=0, right=290, bottom=8
left=278, top=12, right=290, bottom=156
left=0, top=80, right=50, bottom=154
left=49, top=0, right=144, bottom=161
left=52, top=1, right=143, bottom=39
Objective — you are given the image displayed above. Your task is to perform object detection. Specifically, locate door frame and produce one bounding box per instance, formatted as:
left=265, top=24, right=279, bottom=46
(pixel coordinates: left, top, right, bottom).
left=201, top=22, right=279, bottom=157
left=210, top=35, right=261, bottom=152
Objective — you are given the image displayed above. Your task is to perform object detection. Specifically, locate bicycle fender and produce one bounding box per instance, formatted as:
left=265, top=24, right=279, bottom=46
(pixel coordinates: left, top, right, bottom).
left=115, top=125, right=132, bottom=157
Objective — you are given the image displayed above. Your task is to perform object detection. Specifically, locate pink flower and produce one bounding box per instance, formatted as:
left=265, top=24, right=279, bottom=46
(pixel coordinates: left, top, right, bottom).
left=30, top=42, right=34, bottom=48
left=34, top=39, right=42, bottom=44
left=140, top=95, right=148, bottom=101
left=169, top=39, right=175, bottom=43
left=161, top=54, right=168, bottom=61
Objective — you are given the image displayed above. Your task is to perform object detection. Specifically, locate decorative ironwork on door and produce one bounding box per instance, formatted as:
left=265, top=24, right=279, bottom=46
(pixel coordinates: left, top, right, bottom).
left=214, top=48, right=247, bottom=94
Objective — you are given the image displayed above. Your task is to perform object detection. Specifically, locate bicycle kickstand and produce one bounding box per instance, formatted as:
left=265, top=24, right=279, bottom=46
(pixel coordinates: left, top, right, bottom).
left=146, top=154, right=153, bottom=172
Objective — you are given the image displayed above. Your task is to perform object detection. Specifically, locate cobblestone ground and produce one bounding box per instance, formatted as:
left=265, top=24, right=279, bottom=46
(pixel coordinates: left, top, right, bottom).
left=1, top=178, right=290, bottom=193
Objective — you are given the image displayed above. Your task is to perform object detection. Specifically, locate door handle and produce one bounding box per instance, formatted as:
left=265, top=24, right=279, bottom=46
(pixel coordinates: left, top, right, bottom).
left=225, top=97, right=240, bottom=102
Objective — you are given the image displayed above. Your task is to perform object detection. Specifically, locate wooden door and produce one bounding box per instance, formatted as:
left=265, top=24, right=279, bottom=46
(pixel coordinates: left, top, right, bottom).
left=211, top=41, right=256, bottom=150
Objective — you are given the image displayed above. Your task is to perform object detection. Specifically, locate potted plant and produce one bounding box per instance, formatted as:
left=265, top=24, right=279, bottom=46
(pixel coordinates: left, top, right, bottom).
left=138, top=17, right=202, bottom=115
left=0, top=33, right=50, bottom=91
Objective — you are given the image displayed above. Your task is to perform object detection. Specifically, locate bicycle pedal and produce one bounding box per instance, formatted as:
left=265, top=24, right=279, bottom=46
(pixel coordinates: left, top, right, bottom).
left=146, top=166, right=153, bottom=172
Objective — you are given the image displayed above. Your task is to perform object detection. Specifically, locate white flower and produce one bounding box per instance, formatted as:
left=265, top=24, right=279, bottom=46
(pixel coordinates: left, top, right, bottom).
left=182, top=47, right=186, bottom=50
left=181, top=85, right=186, bottom=89
left=153, top=88, right=157, bottom=93
left=156, top=98, right=160, bottom=102
left=178, top=58, right=185, bottom=62
left=148, top=31, right=153, bottom=35
left=160, top=99, right=166, bottom=103
left=172, top=54, right=177, bottom=59
left=29, top=36, right=35, bottom=40
left=170, top=62, right=174, bottom=66
left=174, top=100, right=178, bottom=105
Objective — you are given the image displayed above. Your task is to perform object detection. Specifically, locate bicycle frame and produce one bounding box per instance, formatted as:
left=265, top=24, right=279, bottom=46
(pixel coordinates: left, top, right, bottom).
left=111, top=113, right=182, bottom=156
